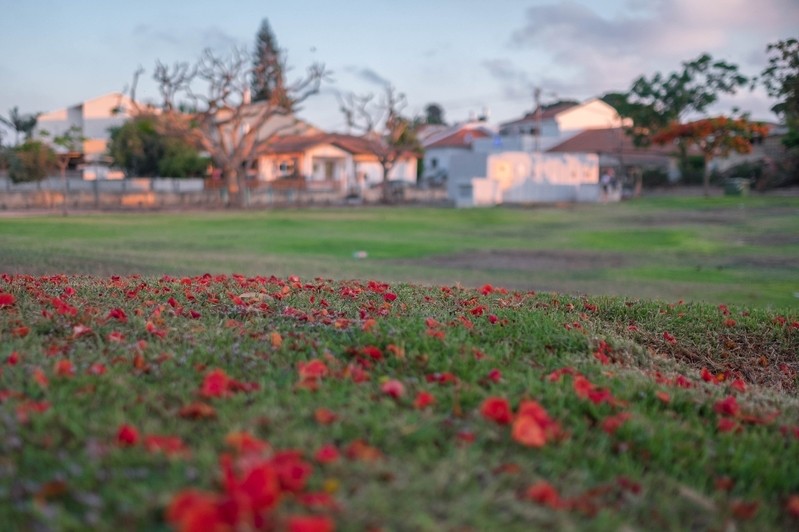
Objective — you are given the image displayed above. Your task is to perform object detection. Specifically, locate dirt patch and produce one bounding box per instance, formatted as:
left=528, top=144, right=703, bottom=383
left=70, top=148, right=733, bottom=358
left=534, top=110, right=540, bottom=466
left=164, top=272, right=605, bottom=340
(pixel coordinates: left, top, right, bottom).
left=395, top=249, right=631, bottom=272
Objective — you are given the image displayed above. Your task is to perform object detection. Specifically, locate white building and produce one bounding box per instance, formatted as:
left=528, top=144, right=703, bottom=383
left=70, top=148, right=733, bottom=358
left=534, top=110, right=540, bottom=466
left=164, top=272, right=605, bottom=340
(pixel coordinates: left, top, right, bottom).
left=35, top=92, right=137, bottom=165
left=448, top=151, right=601, bottom=207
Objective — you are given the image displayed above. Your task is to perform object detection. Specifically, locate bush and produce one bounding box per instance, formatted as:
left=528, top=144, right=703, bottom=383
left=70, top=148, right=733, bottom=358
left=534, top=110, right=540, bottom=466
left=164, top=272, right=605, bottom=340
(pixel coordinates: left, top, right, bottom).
left=7, top=140, right=55, bottom=183
left=641, top=168, right=670, bottom=188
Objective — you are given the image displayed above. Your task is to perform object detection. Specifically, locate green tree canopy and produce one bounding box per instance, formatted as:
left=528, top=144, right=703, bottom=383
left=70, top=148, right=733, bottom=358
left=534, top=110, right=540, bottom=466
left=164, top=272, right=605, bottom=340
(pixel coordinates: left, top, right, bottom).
left=614, top=54, right=749, bottom=178
left=761, top=38, right=799, bottom=148
left=108, top=116, right=207, bottom=178
left=423, top=103, right=446, bottom=125
left=7, top=140, right=55, bottom=183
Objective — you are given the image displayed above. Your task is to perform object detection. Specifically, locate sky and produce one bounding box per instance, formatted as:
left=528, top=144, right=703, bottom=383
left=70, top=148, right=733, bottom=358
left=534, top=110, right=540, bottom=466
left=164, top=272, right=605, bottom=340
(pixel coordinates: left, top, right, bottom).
left=0, top=0, right=796, bottom=138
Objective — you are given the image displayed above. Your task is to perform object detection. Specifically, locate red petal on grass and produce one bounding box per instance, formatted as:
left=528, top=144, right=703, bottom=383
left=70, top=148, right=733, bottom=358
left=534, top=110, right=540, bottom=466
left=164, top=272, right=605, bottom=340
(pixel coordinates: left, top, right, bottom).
left=201, top=369, right=231, bottom=398
left=117, top=424, right=139, bottom=446
left=225, top=431, right=270, bottom=454
left=480, top=397, right=513, bottom=425
left=525, top=481, right=562, bottom=509
left=381, top=379, right=405, bottom=398
left=314, top=443, right=341, bottom=464
left=714, top=395, right=740, bottom=417
left=287, top=515, right=335, bottom=532
left=413, top=391, right=435, bottom=409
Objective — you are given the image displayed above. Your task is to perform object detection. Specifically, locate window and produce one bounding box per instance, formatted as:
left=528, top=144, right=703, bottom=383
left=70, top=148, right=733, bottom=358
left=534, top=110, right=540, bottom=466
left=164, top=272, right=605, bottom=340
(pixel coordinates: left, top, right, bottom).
left=430, top=157, right=438, bottom=169
left=278, top=159, right=295, bottom=176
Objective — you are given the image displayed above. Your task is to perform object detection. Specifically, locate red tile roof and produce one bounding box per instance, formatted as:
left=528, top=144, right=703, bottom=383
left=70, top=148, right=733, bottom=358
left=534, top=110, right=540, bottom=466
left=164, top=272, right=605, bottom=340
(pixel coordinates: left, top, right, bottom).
left=426, top=128, right=491, bottom=149
left=258, top=133, right=383, bottom=156
left=547, top=128, right=677, bottom=158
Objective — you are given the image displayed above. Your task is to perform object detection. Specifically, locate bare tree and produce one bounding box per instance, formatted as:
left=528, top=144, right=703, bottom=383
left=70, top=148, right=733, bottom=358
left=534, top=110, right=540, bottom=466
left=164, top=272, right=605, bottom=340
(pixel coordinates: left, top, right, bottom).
left=338, top=85, right=421, bottom=202
left=130, top=46, right=325, bottom=206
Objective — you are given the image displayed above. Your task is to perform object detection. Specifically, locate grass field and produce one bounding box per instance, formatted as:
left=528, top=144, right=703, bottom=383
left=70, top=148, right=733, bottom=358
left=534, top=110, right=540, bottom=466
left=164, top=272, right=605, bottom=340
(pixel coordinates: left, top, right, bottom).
left=0, top=274, right=798, bottom=530
left=1, top=196, right=799, bottom=530
left=1, top=195, right=798, bottom=309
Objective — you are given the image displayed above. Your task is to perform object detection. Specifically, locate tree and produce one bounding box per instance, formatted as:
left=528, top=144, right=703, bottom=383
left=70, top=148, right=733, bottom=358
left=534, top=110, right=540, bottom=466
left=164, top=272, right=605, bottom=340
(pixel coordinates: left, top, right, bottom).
left=761, top=38, right=799, bottom=148
left=1, top=107, right=40, bottom=145
left=140, top=45, right=325, bottom=205
left=108, top=116, right=164, bottom=177
left=108, top=115, right=207, bottom=177
left=7, top=140, right=55, bottom=183
left=652, top=116, right=770, bottom=196
left=251, top=18, right=286, bottom=104
left=339, top=85, right=422, bottom=202
left=423, top=103, right=446, bottom=125
left=619, top=54, right=749, bottom=177
left=50, top=126, right=86, bottom=178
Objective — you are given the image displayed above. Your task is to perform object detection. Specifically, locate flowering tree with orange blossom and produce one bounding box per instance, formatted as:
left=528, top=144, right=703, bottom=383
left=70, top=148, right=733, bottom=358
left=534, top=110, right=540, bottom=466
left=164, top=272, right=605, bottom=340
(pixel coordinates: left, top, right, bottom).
left=652, top=117, right=770, bottom=197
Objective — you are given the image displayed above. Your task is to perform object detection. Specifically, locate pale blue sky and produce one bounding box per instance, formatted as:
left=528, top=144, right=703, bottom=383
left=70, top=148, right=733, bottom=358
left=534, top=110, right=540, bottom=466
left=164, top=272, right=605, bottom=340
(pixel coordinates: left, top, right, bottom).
left=0, top=0, right=796, bottom=137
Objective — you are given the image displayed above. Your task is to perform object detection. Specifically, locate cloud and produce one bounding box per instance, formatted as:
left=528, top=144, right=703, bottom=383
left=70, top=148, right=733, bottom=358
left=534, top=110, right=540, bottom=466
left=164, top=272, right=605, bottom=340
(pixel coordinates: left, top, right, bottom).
left=505, top=0, right=799, bottom=102
left=343, top=66, right=390, bottom=87
left=131, top=24, right=245, bottom=55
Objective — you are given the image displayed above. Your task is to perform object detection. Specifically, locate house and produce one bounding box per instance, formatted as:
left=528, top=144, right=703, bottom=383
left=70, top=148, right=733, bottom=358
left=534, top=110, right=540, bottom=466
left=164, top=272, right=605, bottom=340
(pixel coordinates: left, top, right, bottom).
left=35, top=92, right=136, bottom=164
left=419, top=122, right=494, bottom=185
left=254, top=132, right=417, bottom=195
left=547, top=127, right=681, bottom=183
left=497, top=98, right=627, bottom=139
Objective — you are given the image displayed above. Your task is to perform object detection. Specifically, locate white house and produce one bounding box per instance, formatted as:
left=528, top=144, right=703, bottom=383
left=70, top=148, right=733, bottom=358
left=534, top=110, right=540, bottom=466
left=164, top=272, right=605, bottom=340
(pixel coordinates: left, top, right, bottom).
left=35, top=92, right=137, bottom=164
left=420, top=122, right=495, bottom=185
left=497, top=98, right=626, bottom=139
left=254, top=133, right=417, bottom=195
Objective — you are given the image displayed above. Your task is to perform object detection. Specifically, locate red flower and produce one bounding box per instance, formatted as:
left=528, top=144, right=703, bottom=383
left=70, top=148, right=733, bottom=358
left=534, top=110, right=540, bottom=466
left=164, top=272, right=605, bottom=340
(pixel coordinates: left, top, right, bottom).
left=201, top=368, right=231, bottom=398
left=166, top=489, right=226, bottom=532
left=287, top=515, right=335, bottom=532
left=525, top=481, right=562, bottom=509
left=513, top=400, right=559, bottom=447
left=273, top=451, right=313, bottom=493
left=714, top=395, right=740, bottom=417
left=117, top=424, right=139, bottom=446
left=314, top=408, right=338, bottom=425
left=298, top=359, right=329, bottom=381
left=6, top=351, right=20, bottom=365
left=225, top=431, right=270, bottom=454
left=787, top=494, right=799, bottom=517
left=144, top=434, right=188, bottom=456
left=314, top=443, right=340, bottom=464
left=601, top=412, right=631, bottom=434
left=383, top=292, right=397, bottom=302
left=480, top=284, right=494, bottom=295
left=54, top=359, right=75, bottom=377
left=572, top=375, right=593, bottom=399
left=512, top=415, right=546, bottom=447
left=0, top=292, right=16, bottom=307
left=413, top=391, right=435, bottom=409
left=662, top=331, right=677, bottom=345
left=486, top=369, right=502, bottom=383
left=480, top=397, right=513, bottom=425
left=381, top=379, right=405, bottom=399
left=107, top=307, right=128, bottom=323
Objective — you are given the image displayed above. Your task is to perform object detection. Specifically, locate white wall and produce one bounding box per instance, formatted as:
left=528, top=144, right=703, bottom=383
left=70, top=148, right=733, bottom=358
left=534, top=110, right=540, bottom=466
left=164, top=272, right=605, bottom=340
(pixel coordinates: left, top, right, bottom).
left=556, top=99, right=623, bottom=132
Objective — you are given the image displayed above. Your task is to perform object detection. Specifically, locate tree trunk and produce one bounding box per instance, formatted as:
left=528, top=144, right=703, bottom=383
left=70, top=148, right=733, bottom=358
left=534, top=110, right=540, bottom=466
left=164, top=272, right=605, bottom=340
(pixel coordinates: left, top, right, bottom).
left=224, top=168, right=243, bottom=207
left=703, top=154, right=711, bottom=198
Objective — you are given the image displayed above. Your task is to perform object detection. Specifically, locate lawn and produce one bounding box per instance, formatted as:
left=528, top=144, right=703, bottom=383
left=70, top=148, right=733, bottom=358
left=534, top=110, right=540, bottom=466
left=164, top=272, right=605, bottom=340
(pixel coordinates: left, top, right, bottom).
left=0, top=274, right=797, bottom=530
left=1, top=195, right=798, bottom=309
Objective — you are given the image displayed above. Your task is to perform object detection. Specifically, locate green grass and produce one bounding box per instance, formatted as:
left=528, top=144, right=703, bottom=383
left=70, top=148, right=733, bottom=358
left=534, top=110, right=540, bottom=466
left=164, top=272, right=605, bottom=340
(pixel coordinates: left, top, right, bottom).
left=0, top=196, right=798, bottom=310
left=0, top=275, right=797, bottom=530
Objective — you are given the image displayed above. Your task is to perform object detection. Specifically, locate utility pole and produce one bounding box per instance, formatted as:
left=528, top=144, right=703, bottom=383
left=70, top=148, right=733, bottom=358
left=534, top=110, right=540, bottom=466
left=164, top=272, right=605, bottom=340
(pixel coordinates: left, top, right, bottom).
left=533, top=87, right=542, bottom=153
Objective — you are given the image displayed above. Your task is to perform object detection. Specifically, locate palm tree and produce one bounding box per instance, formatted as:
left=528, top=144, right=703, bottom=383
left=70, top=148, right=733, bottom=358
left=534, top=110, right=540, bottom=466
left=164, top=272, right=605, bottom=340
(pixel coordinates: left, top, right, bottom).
left=0, top=107, right=40, bottom=145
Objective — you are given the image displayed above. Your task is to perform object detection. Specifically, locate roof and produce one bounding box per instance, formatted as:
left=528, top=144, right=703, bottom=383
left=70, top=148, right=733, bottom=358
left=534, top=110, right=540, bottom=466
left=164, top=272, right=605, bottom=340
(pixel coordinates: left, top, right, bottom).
left=257, top=132, right=417, bottom=159
left=546, top=128, right=677, bottom=158
left=500, top=102, right=580, bottom=128
left=426, top=128, right=490, bottom=149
